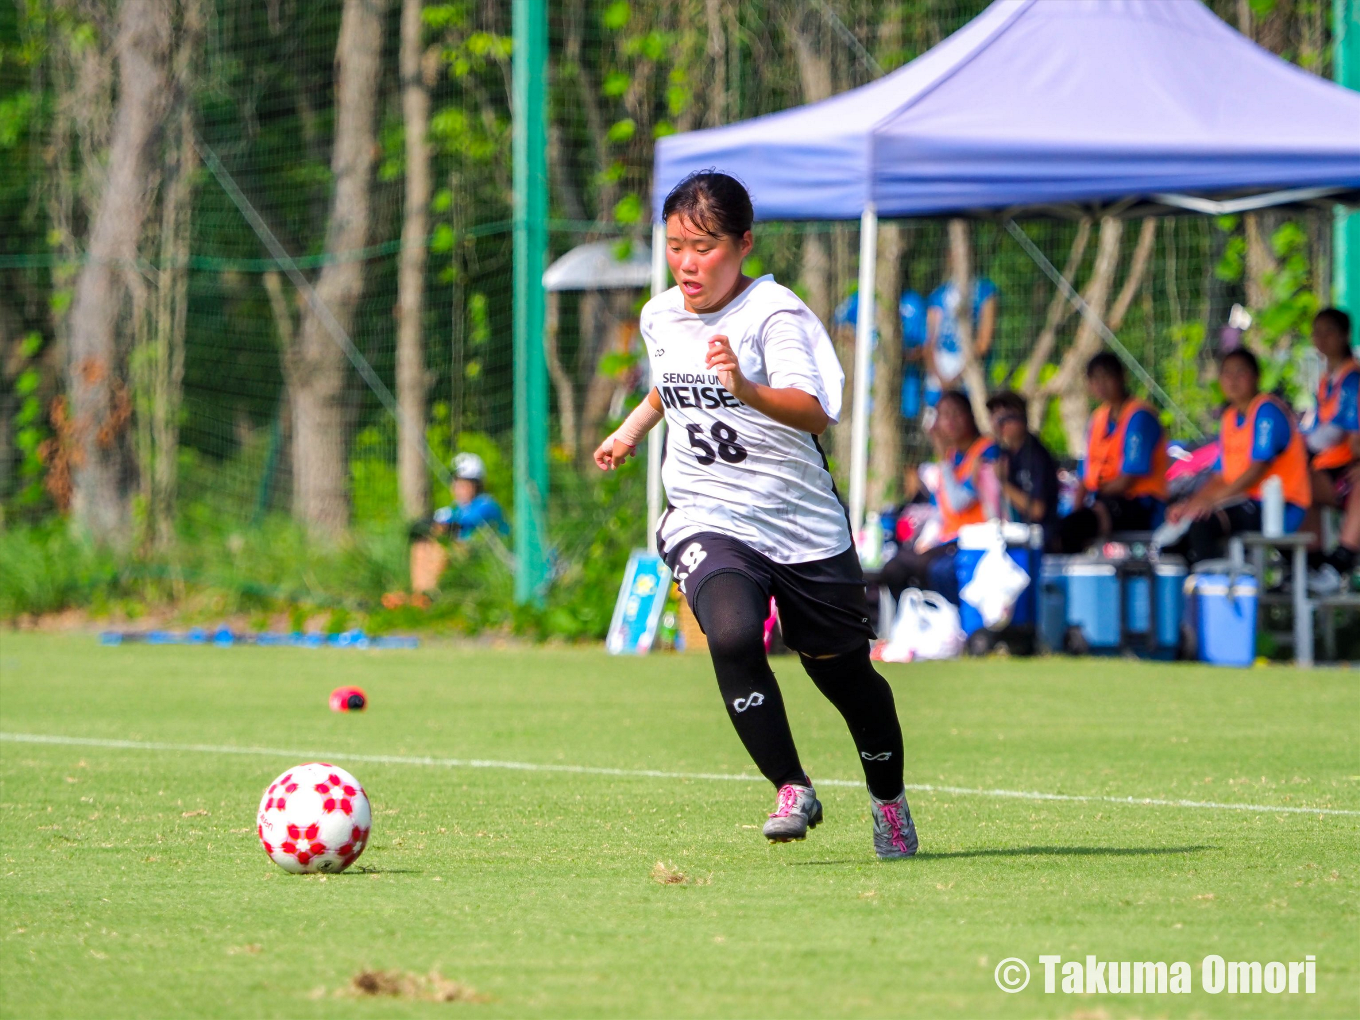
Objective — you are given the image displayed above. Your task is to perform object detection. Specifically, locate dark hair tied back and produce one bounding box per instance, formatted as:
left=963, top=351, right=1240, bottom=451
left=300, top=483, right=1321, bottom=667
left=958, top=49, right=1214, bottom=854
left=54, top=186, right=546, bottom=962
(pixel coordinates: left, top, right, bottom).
left=661, top=170, right=754, bottom=240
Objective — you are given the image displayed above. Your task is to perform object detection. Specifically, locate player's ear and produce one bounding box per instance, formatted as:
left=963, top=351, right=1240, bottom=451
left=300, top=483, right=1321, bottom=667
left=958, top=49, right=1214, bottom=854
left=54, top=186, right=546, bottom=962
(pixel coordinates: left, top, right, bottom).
left=738, top=230, right=754, bottom=259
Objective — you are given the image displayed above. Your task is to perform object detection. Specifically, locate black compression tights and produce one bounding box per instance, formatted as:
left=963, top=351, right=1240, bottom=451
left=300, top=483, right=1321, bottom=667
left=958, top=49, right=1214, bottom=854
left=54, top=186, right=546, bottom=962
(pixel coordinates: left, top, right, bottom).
left=693, top=571, right=905, bottom=801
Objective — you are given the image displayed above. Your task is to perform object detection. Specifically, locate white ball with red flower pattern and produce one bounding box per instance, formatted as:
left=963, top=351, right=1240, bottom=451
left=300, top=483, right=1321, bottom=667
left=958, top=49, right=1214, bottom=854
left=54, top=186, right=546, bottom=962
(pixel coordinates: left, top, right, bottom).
left=257, top=763, right=372, bottom=874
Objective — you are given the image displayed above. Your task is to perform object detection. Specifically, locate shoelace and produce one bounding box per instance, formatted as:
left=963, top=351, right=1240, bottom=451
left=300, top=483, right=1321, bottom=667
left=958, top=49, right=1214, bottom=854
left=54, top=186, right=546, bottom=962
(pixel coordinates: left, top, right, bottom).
left=881, top=802, right=910, bottom=853
left=770, top=784, right=802, bottom=819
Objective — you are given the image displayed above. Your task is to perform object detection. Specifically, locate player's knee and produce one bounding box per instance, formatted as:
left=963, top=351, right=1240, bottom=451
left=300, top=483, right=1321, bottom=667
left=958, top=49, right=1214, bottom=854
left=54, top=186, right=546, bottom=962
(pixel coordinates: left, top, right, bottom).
left=799, top=641, right=872, bottom=675
left=704, top=618, right=768, bottom=662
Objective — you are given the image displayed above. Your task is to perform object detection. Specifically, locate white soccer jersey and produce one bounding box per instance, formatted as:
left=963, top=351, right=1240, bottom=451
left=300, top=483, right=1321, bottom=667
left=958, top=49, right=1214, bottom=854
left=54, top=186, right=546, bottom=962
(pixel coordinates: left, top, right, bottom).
left=641, top=275, right=851, bottom=564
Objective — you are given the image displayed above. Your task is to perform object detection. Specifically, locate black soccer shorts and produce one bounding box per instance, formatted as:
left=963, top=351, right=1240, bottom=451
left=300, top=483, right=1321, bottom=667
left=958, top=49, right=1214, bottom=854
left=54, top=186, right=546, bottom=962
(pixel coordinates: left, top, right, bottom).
left=663, top=531, right=874, bottom=657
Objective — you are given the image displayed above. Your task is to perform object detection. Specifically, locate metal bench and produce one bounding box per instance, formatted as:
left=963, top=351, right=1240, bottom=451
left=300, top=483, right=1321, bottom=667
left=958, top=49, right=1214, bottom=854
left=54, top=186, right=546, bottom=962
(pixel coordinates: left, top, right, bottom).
left=1229, top=533, right=1314, bottom=666
left=1317, top=592, right=1360, bottom=662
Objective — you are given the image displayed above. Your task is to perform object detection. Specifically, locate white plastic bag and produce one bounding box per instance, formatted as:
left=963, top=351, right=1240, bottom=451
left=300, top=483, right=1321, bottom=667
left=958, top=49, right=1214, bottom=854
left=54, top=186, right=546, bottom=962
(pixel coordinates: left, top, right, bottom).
left=959, top=539, right=1031, bottom=630
left=880, top=588, right=965, bottom=662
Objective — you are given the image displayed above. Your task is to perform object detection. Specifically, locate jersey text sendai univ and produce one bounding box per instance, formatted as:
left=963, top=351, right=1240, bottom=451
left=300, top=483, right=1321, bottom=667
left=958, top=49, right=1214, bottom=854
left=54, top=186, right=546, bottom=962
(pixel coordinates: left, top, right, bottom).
left=642, top=275, right=851, bottom=564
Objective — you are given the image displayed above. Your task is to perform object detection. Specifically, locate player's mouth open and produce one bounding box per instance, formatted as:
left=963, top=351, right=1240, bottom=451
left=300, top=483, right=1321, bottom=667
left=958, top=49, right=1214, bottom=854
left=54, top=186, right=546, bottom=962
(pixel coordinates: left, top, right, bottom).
left=680, top=280, right=703, bottom=294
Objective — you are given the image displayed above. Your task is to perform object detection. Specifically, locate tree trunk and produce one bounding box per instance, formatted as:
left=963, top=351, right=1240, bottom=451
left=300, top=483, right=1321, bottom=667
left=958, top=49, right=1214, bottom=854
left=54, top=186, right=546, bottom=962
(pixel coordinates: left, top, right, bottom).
left=1021, top=217, right=1090, bottom=426
left=867, top=222, right=903, bottom=510
left=1029, top=217, right=1157, bottom=450
left=396, top=0, right=432, bottom=520
left=948, top=219, right=991, bottom=428
left=1243, top=211, right=1283, bottom=353
left=544, top=291, right=578, bottom=457
left=1047, top=217, right=1125, bottom=453
left=65, top=0, right=172, bottom=544
left=800, top=230, right=832, bottom=327
left=578, top=290, right=634, bottom=461
left=145, top=0, right=201, bottom=550
left=704, top=0, right=726, bottom=127
left=1105, top=217, right=1158, bottom=334
left=287, top=0, right=389, bottom=536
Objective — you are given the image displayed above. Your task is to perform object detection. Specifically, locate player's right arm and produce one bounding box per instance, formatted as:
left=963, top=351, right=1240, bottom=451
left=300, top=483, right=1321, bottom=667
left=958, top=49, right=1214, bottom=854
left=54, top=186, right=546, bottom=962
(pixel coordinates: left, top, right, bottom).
left=594, top=388, right=664, bottom=470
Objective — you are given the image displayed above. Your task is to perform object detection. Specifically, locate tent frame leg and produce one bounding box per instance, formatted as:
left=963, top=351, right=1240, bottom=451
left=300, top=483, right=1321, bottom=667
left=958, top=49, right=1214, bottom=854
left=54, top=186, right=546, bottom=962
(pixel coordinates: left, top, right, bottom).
left=848, top=204, right=877, bottom=539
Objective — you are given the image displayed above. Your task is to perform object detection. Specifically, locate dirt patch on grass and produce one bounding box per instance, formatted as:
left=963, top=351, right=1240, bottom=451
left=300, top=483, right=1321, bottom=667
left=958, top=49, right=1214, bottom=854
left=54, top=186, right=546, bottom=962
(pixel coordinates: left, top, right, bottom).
left=651, top=861, right=710, bottom=886
left=344, top=969, right=487, bottom=1003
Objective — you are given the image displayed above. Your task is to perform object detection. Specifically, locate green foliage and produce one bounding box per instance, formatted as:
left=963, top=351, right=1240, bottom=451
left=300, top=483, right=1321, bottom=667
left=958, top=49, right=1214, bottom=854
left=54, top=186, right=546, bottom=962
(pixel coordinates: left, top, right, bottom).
left=602, top=1, right=631, bottom=31
left=1254, top=221, right=1318, bottom=351
left=1032, top=365, right=1070, bottom=456
left=1, top=441, right=642, bottom=643
left=612, top=193, right=642, bottom=225
left=606, top=117, right=636, bottom=144
left=0, top=90, right=34, bottom=148
left=0, top=522, right=122, bottom=618
left=1159, top=321, right=1221, bottom=434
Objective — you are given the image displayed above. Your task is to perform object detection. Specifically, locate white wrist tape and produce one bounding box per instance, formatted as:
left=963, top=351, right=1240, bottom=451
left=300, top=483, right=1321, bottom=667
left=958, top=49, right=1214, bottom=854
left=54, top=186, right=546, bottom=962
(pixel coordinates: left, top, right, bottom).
left=611, top=399, right=664, bottom=449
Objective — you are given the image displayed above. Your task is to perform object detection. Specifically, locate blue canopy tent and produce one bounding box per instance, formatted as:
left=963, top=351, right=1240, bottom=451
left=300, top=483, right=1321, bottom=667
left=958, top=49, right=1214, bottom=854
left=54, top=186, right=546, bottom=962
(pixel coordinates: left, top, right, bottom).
left=645, top=0, right=1360, bottom=539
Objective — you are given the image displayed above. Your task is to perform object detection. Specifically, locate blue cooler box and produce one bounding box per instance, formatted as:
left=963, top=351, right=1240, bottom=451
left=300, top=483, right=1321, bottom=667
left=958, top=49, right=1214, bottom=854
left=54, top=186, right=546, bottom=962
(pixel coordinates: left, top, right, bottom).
left=1039, top=554, right=1071, bottom=652
left=1065, top=562, right=1121, bottom=650
left=1185, top=572, right=1258, bottom=667
left=1123, top=558, right=1187, bottom=657
left=955, top=546, right=1040, bottom=636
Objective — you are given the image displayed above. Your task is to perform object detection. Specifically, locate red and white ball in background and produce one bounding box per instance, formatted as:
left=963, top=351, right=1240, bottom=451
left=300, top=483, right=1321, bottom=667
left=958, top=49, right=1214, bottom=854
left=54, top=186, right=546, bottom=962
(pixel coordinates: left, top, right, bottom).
left=257, top=763, right=372, bottom=873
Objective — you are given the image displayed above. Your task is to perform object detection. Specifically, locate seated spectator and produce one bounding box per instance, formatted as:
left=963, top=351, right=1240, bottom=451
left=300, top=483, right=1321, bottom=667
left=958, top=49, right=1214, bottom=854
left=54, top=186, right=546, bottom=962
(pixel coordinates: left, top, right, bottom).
left=1059, top=352, right=1169, bottom=553
left=986, top=390, right=1060, bottom=551
left=879, top=390, right=998, bottom=604
left=1167, top=349, right=1311, bottom=564
left=409, top=452, right=508, bottom=592
left=1303, top=308, right=1359, bottom=590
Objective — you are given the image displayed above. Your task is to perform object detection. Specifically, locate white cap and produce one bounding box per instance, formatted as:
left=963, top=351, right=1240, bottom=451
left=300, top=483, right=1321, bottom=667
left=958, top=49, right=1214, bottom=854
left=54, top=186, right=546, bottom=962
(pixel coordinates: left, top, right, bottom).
left=453, top=452, right=486, bottom=481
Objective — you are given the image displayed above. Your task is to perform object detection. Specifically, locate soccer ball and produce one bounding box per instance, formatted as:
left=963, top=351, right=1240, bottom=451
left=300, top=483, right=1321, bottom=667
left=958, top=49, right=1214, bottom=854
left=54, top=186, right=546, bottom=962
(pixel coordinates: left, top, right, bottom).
left=257, top=763, right=372, bottom=873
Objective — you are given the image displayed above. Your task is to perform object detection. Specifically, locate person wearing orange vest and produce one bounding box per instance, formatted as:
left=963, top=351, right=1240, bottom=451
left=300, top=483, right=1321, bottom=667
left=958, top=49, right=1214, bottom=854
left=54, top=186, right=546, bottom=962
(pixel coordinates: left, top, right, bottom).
left=1058, top=352, right=1169, bottom=553
left=1167, top=348, right=1312, bottom=565
left=1302, top=308, right=1359, bottom=592
left=879, top=390, right=999, bottom=604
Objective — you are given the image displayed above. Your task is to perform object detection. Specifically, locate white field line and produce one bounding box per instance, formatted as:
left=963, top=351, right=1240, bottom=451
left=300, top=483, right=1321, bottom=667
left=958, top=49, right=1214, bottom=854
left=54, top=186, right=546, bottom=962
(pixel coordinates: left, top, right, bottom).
left=3, top=731, right=1357, bottom=818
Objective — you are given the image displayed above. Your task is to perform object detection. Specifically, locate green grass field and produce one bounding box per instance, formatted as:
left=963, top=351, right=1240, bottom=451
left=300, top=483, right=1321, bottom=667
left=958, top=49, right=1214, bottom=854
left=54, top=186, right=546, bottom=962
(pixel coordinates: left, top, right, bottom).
left=1, top=633, right=1356, bottom=1018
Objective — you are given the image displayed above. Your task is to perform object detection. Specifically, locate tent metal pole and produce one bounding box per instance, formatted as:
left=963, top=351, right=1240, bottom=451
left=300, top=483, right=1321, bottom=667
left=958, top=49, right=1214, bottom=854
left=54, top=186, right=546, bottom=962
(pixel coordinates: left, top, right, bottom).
left=849, top=204, right=877, bottom=538
left=647, top=220, right=669, bottom=555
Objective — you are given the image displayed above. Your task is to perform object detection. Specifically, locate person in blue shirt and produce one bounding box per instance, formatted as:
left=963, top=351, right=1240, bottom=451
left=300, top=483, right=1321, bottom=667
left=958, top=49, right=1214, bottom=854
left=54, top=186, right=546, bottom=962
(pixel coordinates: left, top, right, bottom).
left=924, top=277, right=998, bottom=407
left=409, top=452, right=508, bottom=592
left=831, top=289, right=928, bottom=420
left=1303, top=308, right=1360, bottom=590
left=432, top=452, right=507, bottom=540
left=1166, top=349, right=1312, bottom=565
left=1058, top=353, right=1170, bottom=553
left=900, top=290, right=927, bottom=419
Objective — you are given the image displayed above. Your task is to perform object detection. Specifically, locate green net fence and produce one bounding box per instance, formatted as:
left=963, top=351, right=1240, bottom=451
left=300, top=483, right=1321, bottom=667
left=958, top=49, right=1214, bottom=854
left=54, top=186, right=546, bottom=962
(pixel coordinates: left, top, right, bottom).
left=0, top=0, right=1340, bottom=628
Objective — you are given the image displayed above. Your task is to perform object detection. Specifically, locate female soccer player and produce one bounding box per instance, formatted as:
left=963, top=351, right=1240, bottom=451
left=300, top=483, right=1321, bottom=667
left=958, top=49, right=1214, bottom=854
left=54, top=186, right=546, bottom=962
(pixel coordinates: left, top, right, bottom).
left=594, top=171, right=916, bottom=859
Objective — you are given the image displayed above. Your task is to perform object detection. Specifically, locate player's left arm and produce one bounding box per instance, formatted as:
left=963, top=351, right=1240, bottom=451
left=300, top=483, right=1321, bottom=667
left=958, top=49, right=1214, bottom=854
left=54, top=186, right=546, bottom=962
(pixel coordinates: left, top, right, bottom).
left=705, top=334, right=831, bottom=435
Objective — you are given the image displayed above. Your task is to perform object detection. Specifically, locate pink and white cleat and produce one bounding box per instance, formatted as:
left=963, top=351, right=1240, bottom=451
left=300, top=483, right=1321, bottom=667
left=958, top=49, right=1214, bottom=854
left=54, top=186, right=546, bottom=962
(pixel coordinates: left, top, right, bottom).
left=762, top=783, right=822, bottom=842
left=870, top=789, right=919, bottom=859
